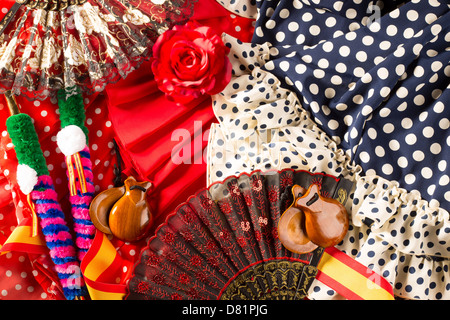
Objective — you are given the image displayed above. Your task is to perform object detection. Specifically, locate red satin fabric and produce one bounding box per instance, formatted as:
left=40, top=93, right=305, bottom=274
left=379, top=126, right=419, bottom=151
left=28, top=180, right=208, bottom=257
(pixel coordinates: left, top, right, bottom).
left=106, top=67, right=212, bottom=231
left=105, top=0, right=255, bottom=231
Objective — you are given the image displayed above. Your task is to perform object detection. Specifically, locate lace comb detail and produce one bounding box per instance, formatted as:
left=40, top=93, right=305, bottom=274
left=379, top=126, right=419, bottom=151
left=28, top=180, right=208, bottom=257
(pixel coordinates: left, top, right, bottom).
left=20, top=0, right=88, bottom=11
left=1, top=0, right=198, bottom=100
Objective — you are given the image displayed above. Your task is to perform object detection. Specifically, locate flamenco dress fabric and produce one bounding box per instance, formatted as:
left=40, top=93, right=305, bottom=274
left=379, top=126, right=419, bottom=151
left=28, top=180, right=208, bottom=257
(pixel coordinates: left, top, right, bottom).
left=0, top=0, right=255, bottom=299
left=208, top=1, right=450, bottom=299
left=217, top=0, right=450, bottom=212
left=0, top=0, right=197, bottom=100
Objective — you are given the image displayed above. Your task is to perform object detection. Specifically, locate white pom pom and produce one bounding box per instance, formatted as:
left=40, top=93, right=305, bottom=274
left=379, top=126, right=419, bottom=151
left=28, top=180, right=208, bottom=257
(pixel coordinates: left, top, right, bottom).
left=17, top=164, right=38, bottom=195
left=56, top=125, right=87, bottom=156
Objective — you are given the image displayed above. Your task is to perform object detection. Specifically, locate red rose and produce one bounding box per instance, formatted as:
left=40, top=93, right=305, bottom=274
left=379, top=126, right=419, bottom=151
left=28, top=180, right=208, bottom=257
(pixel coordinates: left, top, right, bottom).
left=152, top=21, right=232, bottom=105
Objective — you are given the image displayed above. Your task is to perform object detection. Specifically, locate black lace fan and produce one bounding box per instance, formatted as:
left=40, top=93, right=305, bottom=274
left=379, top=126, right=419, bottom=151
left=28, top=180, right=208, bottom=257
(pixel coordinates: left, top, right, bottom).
left=126, top=169, right=353, bottom=300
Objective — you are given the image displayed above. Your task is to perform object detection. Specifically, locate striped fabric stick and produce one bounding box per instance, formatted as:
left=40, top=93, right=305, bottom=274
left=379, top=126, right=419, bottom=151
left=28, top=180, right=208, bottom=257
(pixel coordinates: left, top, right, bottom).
left=6, top=112, right=88, bottom=300
left=57, top=86, right=96, bottom=261
left=67, top=147, right=96, bottom=261
left=31, top=175, right=88, bottom=300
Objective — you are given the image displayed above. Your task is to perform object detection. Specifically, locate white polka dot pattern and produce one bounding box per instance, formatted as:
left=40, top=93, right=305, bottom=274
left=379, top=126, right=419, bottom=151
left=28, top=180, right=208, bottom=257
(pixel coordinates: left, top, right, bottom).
left=208, top=33, right=450, bottom=300
left=217, top=0, right=450, bottom=212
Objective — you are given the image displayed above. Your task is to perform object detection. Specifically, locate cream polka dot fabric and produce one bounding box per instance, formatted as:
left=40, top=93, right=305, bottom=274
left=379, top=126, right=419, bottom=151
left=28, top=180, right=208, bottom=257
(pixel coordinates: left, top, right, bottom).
left=207, top=6, right=450, bottom=298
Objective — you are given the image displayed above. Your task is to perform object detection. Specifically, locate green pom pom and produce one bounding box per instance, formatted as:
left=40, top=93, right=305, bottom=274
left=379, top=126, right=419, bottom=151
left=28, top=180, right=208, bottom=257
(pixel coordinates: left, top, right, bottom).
left=58, top=87, right=89, bottom=144
left=6, top=114, right=49, bottom=176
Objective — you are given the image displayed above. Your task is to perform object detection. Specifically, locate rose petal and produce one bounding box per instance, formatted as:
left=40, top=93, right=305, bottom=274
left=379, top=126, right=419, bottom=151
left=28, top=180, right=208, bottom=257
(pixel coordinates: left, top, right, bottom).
left=208, top=56, right=232, bottom=94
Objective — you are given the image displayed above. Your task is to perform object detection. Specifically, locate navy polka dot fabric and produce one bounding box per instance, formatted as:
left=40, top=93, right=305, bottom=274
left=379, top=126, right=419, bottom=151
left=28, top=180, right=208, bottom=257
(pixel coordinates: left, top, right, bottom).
left=250, top=0, right=449, bottom=211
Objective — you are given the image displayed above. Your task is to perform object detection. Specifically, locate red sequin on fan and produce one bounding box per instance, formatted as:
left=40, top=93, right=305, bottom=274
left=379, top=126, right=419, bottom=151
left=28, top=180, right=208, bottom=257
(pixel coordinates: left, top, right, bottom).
left=220, top=230, right=230, bottom=241
left=280, top=175, right=294, bottom=189
left=165, top=251, right=178, bottom=262
left=255, top=230, right=262, bottom=241
left=271, top=227, right=279, bottom=239
left=145, top=253, right=160, bottom=266
left=171, top=293, right=183, bottom=300
left=190, top=255, right=202, bottom=267
left=268, top=189, right=278, bottom=203
left=244, top=194, right=252, bottom=206
left=229, top=183, right=241, bottom=198
left=163, top=232, right=175, bottom=244
left=152, top=274, right=166, bottom=285
left=206, top=239, right=216, bottom=251
left=200, top=196, right=213, bottom=211
left=251, top=178, right=263, bottom=192
left=219, top=201, right=232, bottom=214
left=182, top=230, right=194, bottom=242
left=179, top=273, right=190, bottom=284
left=136, top=281, right=150, bottom=294
left=237, top=236, right=247, bottom=247
left=181, top=208, right=196, bottom=223
left=207, top=256, right=219, bottom=267
left=195, top=271, right=207, bottom=282
left=187, top=287, right=199, bottom=299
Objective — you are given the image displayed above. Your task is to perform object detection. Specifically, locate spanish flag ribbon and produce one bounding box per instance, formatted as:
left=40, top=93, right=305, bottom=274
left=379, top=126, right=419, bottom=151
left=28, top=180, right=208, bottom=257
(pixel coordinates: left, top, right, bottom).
left=316, top=246, right=395, bottom=300
left=0, top=219, right=47, bottom=256
left=80, top=231, right=129, bottom=300
left=1, top=223, right=394, bottom=300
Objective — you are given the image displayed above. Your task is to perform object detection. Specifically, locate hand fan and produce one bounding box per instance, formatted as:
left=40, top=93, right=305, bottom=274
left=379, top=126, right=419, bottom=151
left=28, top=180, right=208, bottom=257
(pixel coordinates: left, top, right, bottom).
left=0, top=0, right=197, bottom=100
left=126, top=169, right=353, bottom=300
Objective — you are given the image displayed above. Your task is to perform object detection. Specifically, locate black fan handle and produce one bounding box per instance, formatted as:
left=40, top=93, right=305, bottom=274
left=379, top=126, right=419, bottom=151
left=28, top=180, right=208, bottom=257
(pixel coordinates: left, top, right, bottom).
left=293, top=247, right=325, bottom=300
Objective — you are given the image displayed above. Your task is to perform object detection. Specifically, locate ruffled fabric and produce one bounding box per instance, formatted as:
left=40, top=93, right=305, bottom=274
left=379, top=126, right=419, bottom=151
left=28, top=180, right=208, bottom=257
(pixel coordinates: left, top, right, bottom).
left=233, top=0, right=450, bottom=212
left=207, top=34, right=450, bottom=300
left=215, top=0, right=257, bottom=19
left=208, top=35, right=361, bottom=185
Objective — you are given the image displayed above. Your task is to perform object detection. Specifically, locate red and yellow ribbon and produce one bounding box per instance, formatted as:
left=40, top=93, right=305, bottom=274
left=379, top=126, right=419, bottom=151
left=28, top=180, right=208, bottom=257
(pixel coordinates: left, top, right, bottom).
left=26, top=194, right=39, bottom=237
left=316, top=247, right=395, bottom=300
left=80, top=231, right=129, bottom=300
left=0, top=221, right=47, bottom=256
left=1, top=223, right=394, bottom=300
left=66, top=152, right=88, bottom=196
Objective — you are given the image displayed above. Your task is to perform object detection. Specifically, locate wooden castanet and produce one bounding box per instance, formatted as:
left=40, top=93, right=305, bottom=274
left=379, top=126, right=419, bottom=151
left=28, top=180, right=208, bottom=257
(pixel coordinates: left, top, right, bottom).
left=89, top=185, right=125, bottom=235
left=89, top=176, right=153, bottom=242
left=278, top=185, right=318, bottom=254
left=278, top=183, right=349, bottom=253
left=295, top=184, right=348, bottom=248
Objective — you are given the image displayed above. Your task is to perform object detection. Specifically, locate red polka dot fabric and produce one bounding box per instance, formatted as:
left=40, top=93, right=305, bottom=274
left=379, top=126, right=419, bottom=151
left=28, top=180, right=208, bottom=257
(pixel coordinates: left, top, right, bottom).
left=0, top=0, right=254, bottom=299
